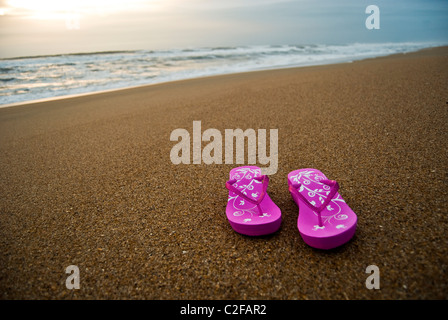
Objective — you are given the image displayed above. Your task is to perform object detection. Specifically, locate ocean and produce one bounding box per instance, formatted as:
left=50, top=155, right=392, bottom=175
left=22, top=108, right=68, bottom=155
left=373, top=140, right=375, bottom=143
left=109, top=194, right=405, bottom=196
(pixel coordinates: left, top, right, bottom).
left=0, top=42, right=443, bottom=106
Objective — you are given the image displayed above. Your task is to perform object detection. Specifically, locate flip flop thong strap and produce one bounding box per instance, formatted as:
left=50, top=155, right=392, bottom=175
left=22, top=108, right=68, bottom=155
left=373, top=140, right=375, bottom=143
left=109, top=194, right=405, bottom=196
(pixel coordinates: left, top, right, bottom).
left=226, top=175, right=269, bottom=215
left=289, top=179, right=340, bottom=226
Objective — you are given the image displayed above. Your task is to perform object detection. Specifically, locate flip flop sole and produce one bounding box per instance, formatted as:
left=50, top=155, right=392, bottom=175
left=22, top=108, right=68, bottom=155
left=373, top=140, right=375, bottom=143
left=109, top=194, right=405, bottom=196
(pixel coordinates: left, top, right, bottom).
left=299, top=221, right=357, bottom=250
left=226, top=166, right=282, bottom=236
left=288, top=168, right=357, bottom=249
left=229, top=214, right=282, bottom=236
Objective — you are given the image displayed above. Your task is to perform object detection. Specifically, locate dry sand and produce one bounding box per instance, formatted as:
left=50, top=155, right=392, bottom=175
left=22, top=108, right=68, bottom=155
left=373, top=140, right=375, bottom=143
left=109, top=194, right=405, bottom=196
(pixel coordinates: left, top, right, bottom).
left=0, top=47, right=447, bottom=300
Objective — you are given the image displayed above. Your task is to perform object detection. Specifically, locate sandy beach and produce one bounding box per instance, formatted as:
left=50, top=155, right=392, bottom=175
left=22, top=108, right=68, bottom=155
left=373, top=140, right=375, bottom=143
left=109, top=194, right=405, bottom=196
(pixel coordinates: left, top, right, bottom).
left=0, top=46, right=447, bottom=300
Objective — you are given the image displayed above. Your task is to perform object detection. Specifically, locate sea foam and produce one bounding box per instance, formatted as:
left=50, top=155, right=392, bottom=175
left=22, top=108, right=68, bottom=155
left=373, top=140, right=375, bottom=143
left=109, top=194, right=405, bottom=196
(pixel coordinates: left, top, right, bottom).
left=0, top=42, right=443, bottom=106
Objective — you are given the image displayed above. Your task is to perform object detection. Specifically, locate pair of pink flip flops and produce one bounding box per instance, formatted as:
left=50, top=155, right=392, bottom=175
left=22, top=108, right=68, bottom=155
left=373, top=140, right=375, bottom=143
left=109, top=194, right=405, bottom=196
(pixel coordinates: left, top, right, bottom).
left=225, top=166, right=357, bottom=250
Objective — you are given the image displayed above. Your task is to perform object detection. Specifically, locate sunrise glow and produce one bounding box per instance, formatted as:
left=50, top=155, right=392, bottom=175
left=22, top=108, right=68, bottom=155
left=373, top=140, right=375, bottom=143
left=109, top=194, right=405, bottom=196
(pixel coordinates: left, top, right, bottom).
left=5, top=0, right=163, bottom=20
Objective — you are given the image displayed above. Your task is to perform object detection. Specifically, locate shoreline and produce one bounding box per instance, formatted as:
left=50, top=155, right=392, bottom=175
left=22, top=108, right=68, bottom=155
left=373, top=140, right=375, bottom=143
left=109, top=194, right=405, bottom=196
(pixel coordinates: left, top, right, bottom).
left=1, top=44, right=446, bottom=110
left=0, top=45, right=447, bottom=299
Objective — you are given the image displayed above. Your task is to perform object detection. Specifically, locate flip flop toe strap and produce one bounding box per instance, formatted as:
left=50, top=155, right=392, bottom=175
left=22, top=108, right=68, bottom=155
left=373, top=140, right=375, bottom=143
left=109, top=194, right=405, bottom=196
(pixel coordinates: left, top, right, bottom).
left=226, top=175, right=269, bottom=215
left=290, top=179, right=340, bottom=226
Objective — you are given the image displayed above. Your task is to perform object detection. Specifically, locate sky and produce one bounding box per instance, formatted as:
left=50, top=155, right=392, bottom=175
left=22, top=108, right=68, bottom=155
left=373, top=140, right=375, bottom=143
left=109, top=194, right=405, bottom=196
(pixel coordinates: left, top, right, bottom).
left=0, top=0, right=447, bottom=58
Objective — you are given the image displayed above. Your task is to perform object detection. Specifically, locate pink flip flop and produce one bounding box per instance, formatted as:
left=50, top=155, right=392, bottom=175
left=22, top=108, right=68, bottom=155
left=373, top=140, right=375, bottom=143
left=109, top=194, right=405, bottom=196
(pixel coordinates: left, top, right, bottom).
left=288, top=168, right=357, bottom=249
left=225, top=166, right=282, bottom=236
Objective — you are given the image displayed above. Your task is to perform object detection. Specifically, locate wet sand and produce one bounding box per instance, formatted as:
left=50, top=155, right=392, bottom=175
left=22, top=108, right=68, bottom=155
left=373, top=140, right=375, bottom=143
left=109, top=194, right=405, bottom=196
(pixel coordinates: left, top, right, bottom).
left=0, top=46, right=447, bottom=299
